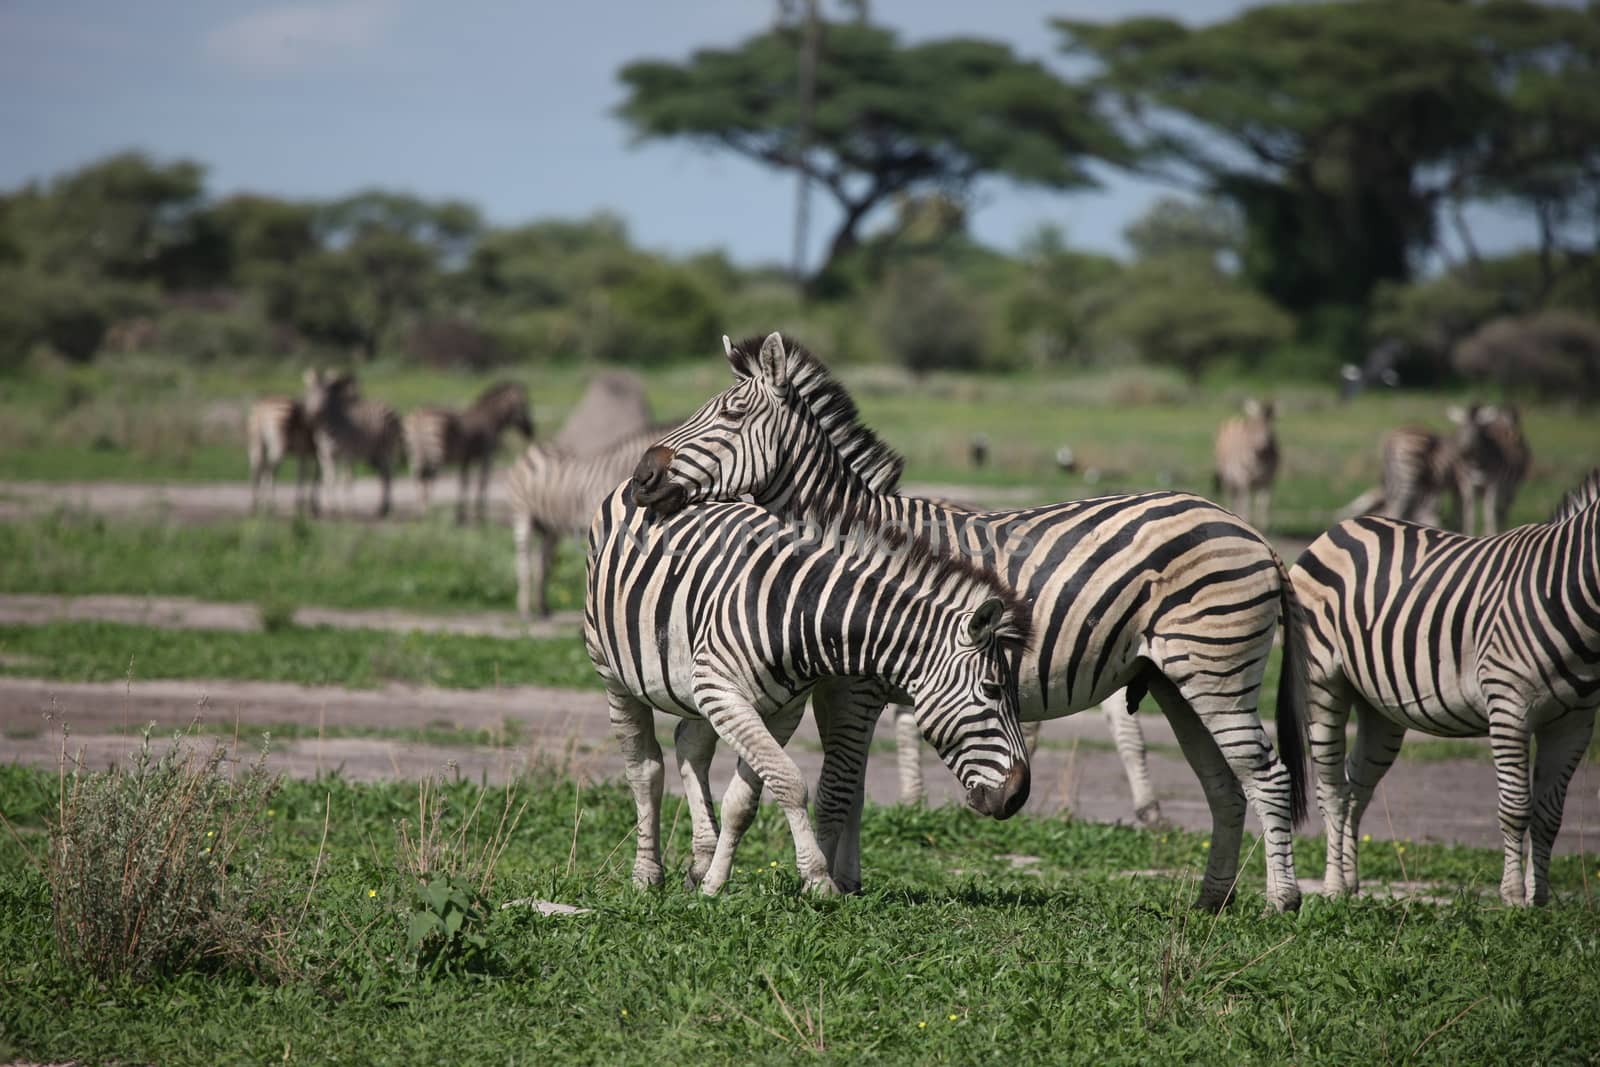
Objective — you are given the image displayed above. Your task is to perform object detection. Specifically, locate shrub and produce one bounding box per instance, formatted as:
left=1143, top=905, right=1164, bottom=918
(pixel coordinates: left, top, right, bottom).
left=406, top=316, right=503, bottom=370
left=874, top=259, right=988, bottom=373
left=593, top=262, right=723, bottom=364
left=47, top=730, right=283, bottom=982
left=153, top=306, right=273, bottom=363
left=0, top=271, right=155, bottom=367
left=1453, top=311, right=1600, bottom=401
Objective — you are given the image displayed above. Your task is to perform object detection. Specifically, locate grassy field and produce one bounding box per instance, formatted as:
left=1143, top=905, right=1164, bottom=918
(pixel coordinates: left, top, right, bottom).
left=2, top=356, right=1595, bottom=534
left=1, top=764, right=1597, bottom=1066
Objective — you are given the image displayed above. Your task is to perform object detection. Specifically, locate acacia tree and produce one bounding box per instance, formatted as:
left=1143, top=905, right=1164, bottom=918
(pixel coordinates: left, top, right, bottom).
left=618, top=22, right=1128, bottom=285
left=1056, top=1, right=1599, bottom=334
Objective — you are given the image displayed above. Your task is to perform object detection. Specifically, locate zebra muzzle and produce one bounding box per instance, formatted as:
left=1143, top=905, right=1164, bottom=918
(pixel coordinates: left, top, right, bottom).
left=967, top=759, right=1030, bottom=820
left=631, top=446, right=687, bottom=515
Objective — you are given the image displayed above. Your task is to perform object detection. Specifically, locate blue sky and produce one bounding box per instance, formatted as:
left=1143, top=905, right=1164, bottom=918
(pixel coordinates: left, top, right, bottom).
left=0, top=0, right=1535, bottom=270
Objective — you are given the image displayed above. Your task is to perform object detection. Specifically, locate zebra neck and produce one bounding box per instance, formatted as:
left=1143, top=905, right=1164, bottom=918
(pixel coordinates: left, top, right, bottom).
left=758, top=429, right=882, bottom=520
left=793, top=568, right=944, bottom=696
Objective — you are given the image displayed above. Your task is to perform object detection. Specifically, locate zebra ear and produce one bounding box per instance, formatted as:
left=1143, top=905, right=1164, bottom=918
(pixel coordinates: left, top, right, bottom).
left=722, top=335, right=734, bottom=359
left=1243, top=398, right=1262, bottom=418
left=757, top=331, right=790, bottom=397
left=303, top=368, right=322, bottom=388
left=966, top=597, right=1005, bottom=646
left=1446, top=404, right=1468, bottom=426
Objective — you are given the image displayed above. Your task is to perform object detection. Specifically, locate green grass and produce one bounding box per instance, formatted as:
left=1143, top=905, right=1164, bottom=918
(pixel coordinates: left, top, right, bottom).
left=0, top=620, right=600, bottom=691
left=0, top=765, right=1596, bottom=1065
left=3, top=357, right=1595, bottom=534
left=0, top=511, right=588, bottom=616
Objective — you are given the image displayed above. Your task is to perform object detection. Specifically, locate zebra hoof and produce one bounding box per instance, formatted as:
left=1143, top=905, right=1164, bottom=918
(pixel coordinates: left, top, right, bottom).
left=1269, top=887, right=1302, bottom=913
left=630, top=861, right=665, bottom=890
left=1192, top=888, right=1235, bottom=913
left=803, top=876, right=842, bottom=897
left=1134, top=803, right=1171, bottom=831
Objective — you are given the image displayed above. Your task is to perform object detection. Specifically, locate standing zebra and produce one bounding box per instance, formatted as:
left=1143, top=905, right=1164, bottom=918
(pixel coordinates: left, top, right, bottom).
left=1213, top=398, right=1279, bottom=531
left=505, top=425, right=678, bottom=620
left=246, top=396, right=319, bottom=514
left=632, top=334, right=1310, bottom=911
left=585, top=487, right=1033, bottom=895
left=1449, top=403, right=1530, bottom=536
left=1376, top=426, right=1459, bottom=527
left=1294, top=468, right=1600, bottom=905
left=403, top=381, right=534, bottom=524
left=302, top=369, right=403, bottom=519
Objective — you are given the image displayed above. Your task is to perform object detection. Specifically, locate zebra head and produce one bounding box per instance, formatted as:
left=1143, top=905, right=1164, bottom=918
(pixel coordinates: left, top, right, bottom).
left=631, top=331, right=903, bottom=516
left=915, top=594, right=1032, bottom=820
left=302, top=368, right=356, bottom=422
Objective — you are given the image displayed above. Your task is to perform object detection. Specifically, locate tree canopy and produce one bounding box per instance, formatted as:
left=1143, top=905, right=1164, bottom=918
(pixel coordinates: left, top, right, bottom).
left=618, top=22, right=1129, bottom=284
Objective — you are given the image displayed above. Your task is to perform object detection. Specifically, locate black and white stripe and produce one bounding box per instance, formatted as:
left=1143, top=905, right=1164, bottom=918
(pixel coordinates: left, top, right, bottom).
left=505, top=424, right=677, bottom=619
left=301, top=369, right=403, bottom=519
left=1379, top=426, right=1458, bottom=527
left=1449, top=402, right=1531, bottom=536
left=632, top=333, right=1311, bottom=911
left=403, top=380, right=534, bottom=524
left=246, top=395, right=319, bottom=514
left=1293, top=467, right=1600, bottom=905
left=584, top=485, right=1033, bottom=895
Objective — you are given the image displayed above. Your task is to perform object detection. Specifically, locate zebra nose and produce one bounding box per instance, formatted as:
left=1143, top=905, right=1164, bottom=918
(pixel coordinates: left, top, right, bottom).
left=967, top=758, right=1030, bottom=820
left=632, top=446, right=672, bottom=494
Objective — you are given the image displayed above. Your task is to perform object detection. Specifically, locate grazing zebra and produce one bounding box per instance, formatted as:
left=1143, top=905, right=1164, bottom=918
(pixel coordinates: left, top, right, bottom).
left=505, top=425, right=678, bottom=620
left=1449, top=403, right=1530, bottom=536
left=1293, top=468, right=1600, bottom=905
left=301, top=369, right=403, bottom=519
left=585, top=488, right=1033, bottom=895
left=246, top=396, right=319, bottom=514
left=1213, top=399, right=1279, bottom=531
left=403, top=381, right=534, bottom=524
left=632, top=334, right=1310, bottom=911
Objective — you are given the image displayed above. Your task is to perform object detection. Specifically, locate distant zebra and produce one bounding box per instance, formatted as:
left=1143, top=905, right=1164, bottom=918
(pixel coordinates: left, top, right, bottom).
left=1213, top=398, right=1278, bottom=531
left=403, top=381, right=534, bottom=524
left=585, top=488, right=1033, bottom=895
left=246, top=396, right=319, bottom=514
left=1449, top=403, right=1530, bottom=536
left=632, top=334, right=1311, bottom=911
left=1293, top=468, right=1600, bottom=905
left=505, top=424, right=677, bottom=620
left=302, top=369, right=403, bottom=519
left=1378, top=426, right=1458, bottom=526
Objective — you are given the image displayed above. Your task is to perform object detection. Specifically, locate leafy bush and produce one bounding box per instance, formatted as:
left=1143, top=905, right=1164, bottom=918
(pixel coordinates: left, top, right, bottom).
left=406, top=316, right=504, bottom=369
left=874, top=259, right=988, bottom=373
left=595, top=262, right=723, bottom=364
left=1453, top=311, right=1600, bottom=401
left=153, top=306, right=273, bottom=363
left=47, top=730, right=284, bottom=981
left=0, top=271, right=155, bottom=366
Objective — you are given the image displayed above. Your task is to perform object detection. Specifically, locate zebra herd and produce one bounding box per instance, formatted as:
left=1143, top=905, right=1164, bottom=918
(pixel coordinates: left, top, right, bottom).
left=597, top=333, right=1597, bottom=908
left=247, top=338, right=1597, bottom=908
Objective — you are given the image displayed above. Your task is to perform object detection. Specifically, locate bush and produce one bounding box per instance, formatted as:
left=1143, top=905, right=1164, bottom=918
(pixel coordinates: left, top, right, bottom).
left=153, top=306, right=273, bottom=363
left=593, top=262, right=723, bottom=364
left=874, top=259, right=987, bottom=373
left=0, top=271, right=155, bottom=367
left=406, top=316, right=504, bottom=370
left=47, top=730, right=284, bottom=982
left=1453, top=311, right=1600, bottom=401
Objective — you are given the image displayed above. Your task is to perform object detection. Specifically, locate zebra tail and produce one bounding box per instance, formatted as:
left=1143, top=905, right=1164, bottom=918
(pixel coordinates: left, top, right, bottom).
left=1274, top=557, right=1311, bottom=827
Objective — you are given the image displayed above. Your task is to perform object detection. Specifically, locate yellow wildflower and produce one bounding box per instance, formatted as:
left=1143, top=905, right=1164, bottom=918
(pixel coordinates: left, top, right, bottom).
left=918, top=1021, right=927, bottom=1029
left=367, top=889, right=377, bottom=898
left=948, top=1014, right=959, bottom=1021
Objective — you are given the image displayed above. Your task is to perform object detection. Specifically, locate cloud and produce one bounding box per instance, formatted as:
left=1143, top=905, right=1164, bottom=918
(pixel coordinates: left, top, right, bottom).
left=204, top=0, right=393, bottom=74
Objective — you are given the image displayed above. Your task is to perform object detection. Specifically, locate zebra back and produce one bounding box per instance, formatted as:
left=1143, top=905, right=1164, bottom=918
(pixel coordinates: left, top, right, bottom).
left=1213, top=399, right=1278, bottom=493
left=464, top=380, right=534, bottom=442
left=247, top=396, right=315, bottom=462
left=303, top=370, right=401, bottom=467
left=402, top=407, right=459, bottom=475
left=508, top=423, right=678, bottom=537
left=1553, top=467, right=1600, bottom=522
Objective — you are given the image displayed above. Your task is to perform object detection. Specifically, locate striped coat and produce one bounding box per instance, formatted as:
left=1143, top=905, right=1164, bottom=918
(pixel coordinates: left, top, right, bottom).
left=403, top=381, right=534, bottom=523
left=1213, top=399, right=1279, bottom=531
left=302, top=369, right=403, bottom=519
left=505, top=424, right=677, bottom=619
left=1379, top=427, right=1458, bottom=526
left=631, top=334, right=1311, bottom=912
left=246, top=396, right=319, bottom=514
left=1449, top=403, right=1530, bottom=536
left=1292, top=468, right=1600, bottom=905
left=585, top=488, right=1033, bottom=895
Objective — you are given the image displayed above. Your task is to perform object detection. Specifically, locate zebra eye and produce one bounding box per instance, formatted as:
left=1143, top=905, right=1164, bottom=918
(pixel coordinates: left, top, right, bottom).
left=720, top=400, right=746, bottom=420
left=981, top=682, right=1003, bottom=702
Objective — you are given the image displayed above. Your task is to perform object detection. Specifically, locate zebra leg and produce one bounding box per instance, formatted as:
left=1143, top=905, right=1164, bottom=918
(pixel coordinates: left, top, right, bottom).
left=376, top=459, right=393, bottom=519
left=475, top=458, right=492, bottom=524
left=513, top=517, right=534, bottom=622
left=607, top=688, right=665, bottom=888
left=455, top=462, right=470, bottom=526
left=1526, top=712, right=1596, bottom=905
left=810, top=680, right=883, bottom=894
left=1307, top=673, right=1356, bottom=895
left=1101, top=694, right=1163, bottom=826
left=1256, top=487, right=1273, bottom=533
left=416, top=469, right=432, bottom=517
left=700, top=700, right=812, bottom=896
left=536, top=532, right=557, bottom=618
left=1487, top=709, right=1534, bottom=906
left=672, top=717, right=722, bottom=889
left=697, top=686, right=837, bottom=896
left=1148, top=676, right=1248, bottom=911
left=893, top=705, right=925, bottom=805
left=1339, top=702, right=1406, bottom=896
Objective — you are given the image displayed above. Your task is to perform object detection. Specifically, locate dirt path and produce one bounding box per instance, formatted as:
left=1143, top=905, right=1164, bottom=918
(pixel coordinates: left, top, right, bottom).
left=5, top=676, right=1596, bottom=856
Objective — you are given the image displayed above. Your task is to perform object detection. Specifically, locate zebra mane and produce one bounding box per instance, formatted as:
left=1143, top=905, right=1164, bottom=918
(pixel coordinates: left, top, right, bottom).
left=821, top=500, right=1033, bottom=654
left=1551, top=468, right=1600, bottom=522
left=469, top=379, right=528, bottom=414
left=727, top=334, right=906, bottom=494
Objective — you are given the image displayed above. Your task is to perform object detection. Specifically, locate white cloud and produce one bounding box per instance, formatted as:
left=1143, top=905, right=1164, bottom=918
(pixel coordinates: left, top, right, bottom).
left=204, top=0, right=394, bottom=74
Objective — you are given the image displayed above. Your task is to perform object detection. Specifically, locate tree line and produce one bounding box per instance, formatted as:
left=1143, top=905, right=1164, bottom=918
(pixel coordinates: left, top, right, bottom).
left=1, top=0, right=1597, bottom=394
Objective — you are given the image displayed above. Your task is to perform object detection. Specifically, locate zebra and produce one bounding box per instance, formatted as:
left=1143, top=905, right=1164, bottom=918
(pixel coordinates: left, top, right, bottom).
left=1213, top=398, right=1279, bottom=531
left=505, top=424, right=678, bottom=620
left=584, top=487, right=1033, bottom=895
left=631, top=333, right=1311, bottom=912
left=403, top=381, right=534, bottom=524
left=1449, top=403, right=1530, bottom=536
left=301, top=369, right=403, bottom=519
left=1293, top=468, right=1600, bottom=905
left=246, top=396, right=319, bottom=515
